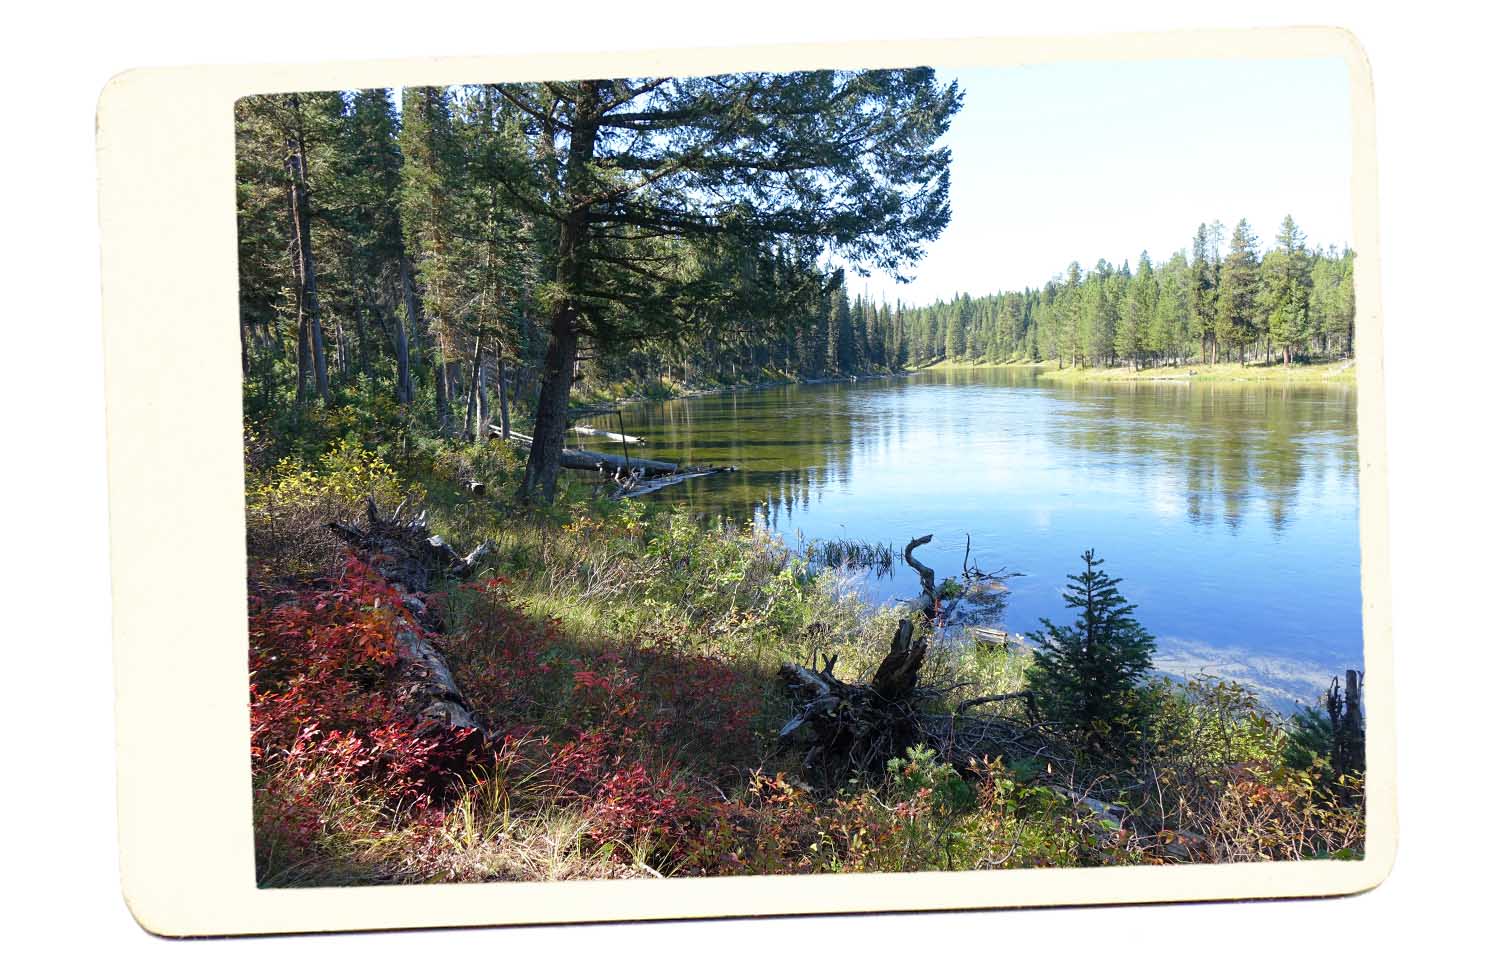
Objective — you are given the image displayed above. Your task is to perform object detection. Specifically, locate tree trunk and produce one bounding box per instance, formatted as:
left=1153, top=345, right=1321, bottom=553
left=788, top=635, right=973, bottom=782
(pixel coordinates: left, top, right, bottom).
left=520, top=313, right=580, bottom=501
left=464, top=327, right=485, bottom=442
left=434, top=342, right=451, bottom=436
left=394, top=254, right=419, bottom=404
left=497, top=355, right=511, bottom=440
left=296, top=315, right=312, bottom=401
left=518, top=81, right=605, bottom=503
left=286, top=119, right=329, bottom=403
left=478, top=355, right=491, bottom=430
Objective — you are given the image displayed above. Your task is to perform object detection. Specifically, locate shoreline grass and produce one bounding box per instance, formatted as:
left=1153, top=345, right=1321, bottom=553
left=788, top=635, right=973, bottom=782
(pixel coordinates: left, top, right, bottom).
left=917, top=359, right=1049, bottom=372
left=1035, top=360, right=1357, bottom=385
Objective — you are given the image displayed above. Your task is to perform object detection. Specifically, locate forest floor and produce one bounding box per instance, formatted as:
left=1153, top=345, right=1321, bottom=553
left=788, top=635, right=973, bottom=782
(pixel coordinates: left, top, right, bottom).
left=244, top=423, right=1366, bottom=887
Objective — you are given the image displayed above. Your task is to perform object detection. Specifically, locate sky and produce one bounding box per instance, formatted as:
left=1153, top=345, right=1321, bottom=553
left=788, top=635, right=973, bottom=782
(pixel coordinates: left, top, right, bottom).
left=857, top=56, right=1354, bottom=306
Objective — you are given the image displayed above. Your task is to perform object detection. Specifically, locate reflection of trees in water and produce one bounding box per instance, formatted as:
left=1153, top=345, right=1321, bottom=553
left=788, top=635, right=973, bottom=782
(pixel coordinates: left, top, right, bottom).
left=623, top=374, right=1357, bottom=537
left=624, top=383, right=863, bottom=527
left=1053, top=381, right=1356, bottom=535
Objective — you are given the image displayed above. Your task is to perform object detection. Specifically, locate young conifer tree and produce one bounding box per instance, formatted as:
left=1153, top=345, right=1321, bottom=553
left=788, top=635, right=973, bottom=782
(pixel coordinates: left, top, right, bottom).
left=1027, top=549, right=1157, bottom=760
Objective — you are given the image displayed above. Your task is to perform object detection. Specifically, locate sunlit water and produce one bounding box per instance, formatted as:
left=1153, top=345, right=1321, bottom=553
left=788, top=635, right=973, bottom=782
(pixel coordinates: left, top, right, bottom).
left=607, top=368, right=1361, bottom=712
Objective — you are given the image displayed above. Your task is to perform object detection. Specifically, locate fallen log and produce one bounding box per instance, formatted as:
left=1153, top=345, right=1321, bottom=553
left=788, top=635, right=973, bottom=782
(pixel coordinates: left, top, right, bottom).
left=571, top=424, right=646, bottom=445
left=612, top=465, right=737, bottom=498
left=560, top=447, right=676, bottom=475
left=327, top=498, right=491, bottom=735
left=328, top=497, right=491, bottom=592
left=487, top=424, right=532, bottom=447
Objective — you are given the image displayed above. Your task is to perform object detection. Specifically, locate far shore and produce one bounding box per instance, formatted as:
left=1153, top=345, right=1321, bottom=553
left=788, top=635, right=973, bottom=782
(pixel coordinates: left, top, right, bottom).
left=572, top=356, right=1355, bottom=417
left=919, top=358, right=1356, bottom=385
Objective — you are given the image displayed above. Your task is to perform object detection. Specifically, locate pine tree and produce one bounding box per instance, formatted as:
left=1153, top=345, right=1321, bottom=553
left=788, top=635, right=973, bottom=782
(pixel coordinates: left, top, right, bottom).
left=335, top=88, right=414, bottom=402
left=1150, top=251, right=1190, bottom=366
left=400, top=86, right=463, bottom=433
left=1116, top=251, right=1156, bottom=368
left=1215, top=219, right=1261, bottom=365
left=1027, top=550, right=1157, bottom=759
left=490, top=72, right=959, bottom=500
left=1188, top=223, right=1218, bottom=365
left=1261, top=215, right=1312, bottom=365
left=829, top=283, right=852, bottom=374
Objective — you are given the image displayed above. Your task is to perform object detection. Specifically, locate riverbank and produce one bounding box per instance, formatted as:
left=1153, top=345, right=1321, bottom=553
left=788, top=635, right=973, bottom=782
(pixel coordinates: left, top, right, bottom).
left=918, top=359, right=1049, bottom=371
left=1036, top=360, right=1357, bottom=385
left=244, top=422, right=1365, bottom=885
left=572, top=367, right=914, bottom=412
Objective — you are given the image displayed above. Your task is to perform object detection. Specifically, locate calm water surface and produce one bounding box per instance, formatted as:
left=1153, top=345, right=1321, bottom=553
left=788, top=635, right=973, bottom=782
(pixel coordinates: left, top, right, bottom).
left=611, top=368, right=1361, bottom=711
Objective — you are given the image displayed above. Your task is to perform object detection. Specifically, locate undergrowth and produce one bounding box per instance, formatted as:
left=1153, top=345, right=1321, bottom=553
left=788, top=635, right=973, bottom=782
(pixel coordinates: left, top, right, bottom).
left=245, top=427, right=1364, bottom=885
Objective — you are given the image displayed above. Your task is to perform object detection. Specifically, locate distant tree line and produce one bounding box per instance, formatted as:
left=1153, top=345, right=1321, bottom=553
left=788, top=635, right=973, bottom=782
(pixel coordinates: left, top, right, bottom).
left=579, top=215, right=1356, bottom=381
left=899, top=217, right=1355, bottom=371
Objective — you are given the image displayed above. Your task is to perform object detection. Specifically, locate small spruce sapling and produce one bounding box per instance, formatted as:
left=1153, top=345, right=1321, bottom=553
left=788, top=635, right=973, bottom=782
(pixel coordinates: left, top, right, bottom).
left=1026, top=550, right=1156, bottom=760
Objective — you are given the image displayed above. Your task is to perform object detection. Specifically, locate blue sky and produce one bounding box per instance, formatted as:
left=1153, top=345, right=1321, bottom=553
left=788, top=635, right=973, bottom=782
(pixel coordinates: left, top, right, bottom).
left=858, top=57, right=1354, bottom=306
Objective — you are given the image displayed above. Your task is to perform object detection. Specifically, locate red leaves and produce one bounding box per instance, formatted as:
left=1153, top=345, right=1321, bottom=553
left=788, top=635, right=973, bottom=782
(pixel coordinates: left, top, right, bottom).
left=249, top=556, right=474, bottom=823
left=250, top=558, right=766, bottom=874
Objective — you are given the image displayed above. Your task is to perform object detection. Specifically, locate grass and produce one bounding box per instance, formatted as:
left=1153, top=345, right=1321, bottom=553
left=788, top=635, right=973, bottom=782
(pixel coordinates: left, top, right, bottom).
left=918, top=358, right=1049, bottom=371
left=1035, top=359, right=1357, bottom=385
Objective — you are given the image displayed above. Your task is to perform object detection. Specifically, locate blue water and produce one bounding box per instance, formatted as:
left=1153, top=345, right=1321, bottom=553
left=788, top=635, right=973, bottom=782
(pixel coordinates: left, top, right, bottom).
left=615, top=368, right=1362, bottom=711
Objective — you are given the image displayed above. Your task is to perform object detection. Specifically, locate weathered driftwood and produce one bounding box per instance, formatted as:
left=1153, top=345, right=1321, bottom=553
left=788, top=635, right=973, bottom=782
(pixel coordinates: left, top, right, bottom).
left=492, top=424, right=733, bottom=497
left=327, top=498, right=491, bottom=734
left=488, top=424, right=532, bottom=447
left=328, top=497, right=491, bottom=592
left=611, top=465, right=737, bottom=499
left=392, top=624, right=483, bottom=732
left=571, top=424, right=646, bottom=445
left=970, top=627, right=1009, bottom=647
left=777, top=534, right=1066, bottom=783
left=495, top=429, right=674, bottom=475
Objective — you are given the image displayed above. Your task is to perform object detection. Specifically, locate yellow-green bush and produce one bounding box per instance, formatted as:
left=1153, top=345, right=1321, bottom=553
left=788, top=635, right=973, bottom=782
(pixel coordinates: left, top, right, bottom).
left=245, top=440, right=416, bottom=581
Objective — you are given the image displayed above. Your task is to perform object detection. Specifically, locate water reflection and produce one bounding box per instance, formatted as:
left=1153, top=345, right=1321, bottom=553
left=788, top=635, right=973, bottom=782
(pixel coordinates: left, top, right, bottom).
left=617, top=368, right=1362, bottom=711
left=624, top=371, right=1356, bottom=539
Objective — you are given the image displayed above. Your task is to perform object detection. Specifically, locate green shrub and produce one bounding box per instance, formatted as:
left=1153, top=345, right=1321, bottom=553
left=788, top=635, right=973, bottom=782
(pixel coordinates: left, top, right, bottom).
left=1026, top=550, right=1156, bottom=761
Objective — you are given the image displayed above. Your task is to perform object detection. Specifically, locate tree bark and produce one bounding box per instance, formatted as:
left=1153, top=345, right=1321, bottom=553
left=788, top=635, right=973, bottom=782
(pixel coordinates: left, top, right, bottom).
left=394, top=253, right=419, bottom=405
left=434, top=343, right=452, bottom=436
left=519, top=81, right=605, bottom=502
left=464, top=326, right=485, bottom=442
left=285, top=107, right=329, bottom=403
left=496, top=354, right=511, bottom=440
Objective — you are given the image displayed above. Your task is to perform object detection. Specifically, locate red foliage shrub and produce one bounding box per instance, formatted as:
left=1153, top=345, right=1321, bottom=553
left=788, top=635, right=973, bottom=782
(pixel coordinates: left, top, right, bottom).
left=252, top=563, right=769, bottom=876
left=250, top=556, right=482, bottom=840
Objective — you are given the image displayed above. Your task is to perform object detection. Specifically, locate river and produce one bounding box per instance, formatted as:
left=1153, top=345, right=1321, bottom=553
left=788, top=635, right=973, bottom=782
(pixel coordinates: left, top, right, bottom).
left=610, top=367, right=1362, bottom=712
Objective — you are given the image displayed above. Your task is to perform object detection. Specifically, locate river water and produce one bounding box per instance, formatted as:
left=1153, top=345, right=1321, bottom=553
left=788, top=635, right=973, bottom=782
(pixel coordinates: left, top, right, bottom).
left=612, top=367, right=1362, bottom=712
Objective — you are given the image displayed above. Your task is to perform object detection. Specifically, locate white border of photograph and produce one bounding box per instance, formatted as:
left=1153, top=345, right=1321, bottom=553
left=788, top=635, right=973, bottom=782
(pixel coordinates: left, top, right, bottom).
left=97, top=25, right=1393, bottom=936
